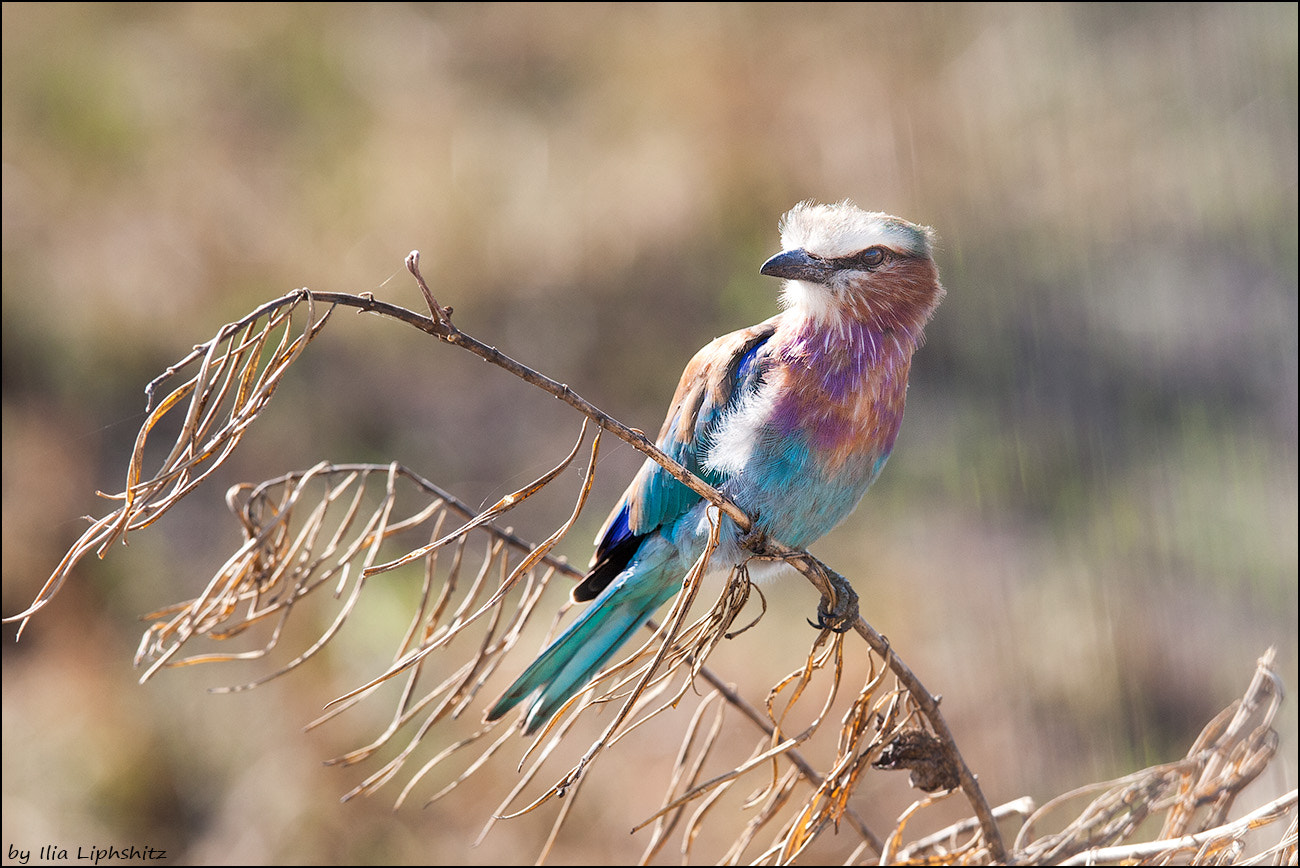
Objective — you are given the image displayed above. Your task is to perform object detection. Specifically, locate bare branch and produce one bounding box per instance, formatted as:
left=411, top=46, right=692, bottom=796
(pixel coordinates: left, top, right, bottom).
left=18, top=257, right=1292, bottom=866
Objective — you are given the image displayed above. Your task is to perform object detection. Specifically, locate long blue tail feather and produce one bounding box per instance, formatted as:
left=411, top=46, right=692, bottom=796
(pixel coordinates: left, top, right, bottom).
left=486, top=555, right=677, bottom=734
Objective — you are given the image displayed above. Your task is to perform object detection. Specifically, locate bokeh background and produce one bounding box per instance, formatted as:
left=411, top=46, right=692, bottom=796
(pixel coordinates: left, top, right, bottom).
left=3, top=3, right=1295, bottom=865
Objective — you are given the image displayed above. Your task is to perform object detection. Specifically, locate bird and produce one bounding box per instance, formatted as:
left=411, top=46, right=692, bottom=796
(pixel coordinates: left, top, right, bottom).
left=486, top=200, right=945, bottom=734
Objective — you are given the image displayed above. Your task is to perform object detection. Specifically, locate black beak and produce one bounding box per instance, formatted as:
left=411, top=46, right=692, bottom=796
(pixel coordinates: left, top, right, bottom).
left=760, top=248, right=833, bottom=284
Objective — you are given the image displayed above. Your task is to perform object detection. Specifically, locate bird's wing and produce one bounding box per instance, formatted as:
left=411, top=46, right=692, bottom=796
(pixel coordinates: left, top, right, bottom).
left=573, top=317, right=778, bottom=601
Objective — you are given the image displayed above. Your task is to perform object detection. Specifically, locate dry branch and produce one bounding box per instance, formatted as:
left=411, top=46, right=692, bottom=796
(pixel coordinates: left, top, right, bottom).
left=10, top=259, right=1294, bottom=866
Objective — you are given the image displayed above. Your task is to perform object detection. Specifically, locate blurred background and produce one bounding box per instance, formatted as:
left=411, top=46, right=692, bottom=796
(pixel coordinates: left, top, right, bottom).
left=3, top=3, right=1295, bottom=865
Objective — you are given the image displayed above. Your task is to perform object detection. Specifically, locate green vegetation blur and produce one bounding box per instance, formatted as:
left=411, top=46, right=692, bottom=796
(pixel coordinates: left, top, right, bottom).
left=3, top=4, right=1294, bottom=865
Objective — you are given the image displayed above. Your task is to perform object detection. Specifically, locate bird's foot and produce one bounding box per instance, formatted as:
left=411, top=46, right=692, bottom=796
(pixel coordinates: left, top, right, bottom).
left=736, top=519, right=774, bottom=558
left=807, top=567, right=859, bottom=634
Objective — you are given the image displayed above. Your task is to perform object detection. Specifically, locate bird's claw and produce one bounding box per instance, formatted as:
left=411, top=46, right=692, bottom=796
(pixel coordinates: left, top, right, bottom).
left=736, top=517, right=772, bottom=557
left=808, top=600, right=855, bottom=633
left=808, top=570, right=859, bottom=633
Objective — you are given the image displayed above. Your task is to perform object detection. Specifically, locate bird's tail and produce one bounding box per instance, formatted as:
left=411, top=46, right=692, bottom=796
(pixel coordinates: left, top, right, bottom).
left=486, top=553, right=678, bottom=735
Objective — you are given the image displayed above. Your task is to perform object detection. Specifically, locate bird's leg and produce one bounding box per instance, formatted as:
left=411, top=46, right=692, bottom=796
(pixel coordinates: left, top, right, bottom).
left=736, top=520, right=858, bottom=634
left=809, top=564, right=859, bottom=634
left=735, top=517, right=774, bottom=558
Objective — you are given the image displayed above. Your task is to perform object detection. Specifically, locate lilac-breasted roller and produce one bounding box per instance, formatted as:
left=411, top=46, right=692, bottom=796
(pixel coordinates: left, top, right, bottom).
left=487, top=201, right=945, bottom=734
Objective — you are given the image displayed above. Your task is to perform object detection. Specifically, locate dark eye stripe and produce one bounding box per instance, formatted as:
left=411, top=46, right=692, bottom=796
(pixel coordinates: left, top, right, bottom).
left=832, top=246, right=890, bottom=270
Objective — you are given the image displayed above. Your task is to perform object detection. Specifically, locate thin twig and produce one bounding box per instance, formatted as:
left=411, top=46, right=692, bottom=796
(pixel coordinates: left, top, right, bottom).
left=1059, top=789, right=1297, bottom=866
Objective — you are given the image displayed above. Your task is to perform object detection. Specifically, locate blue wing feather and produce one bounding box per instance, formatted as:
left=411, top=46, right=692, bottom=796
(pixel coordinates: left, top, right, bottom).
left=573, top=318, right=777, bottom=603
left=594, top=320, right=776, bottom=559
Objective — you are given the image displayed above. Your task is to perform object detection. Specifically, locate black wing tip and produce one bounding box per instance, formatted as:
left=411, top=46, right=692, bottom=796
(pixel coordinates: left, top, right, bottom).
left=572, top=532, right=645, bottom=602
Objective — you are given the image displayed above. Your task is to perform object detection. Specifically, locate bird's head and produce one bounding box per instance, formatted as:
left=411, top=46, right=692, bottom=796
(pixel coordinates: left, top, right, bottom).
left=761, top=200, right=945, bottom=341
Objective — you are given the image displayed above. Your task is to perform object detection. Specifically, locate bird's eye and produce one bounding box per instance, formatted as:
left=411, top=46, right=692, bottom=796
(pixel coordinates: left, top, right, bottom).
left=858, top=247, right=887, bottom=270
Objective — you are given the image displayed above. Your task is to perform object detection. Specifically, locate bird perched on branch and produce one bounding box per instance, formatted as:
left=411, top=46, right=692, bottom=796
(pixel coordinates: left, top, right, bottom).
left=487, top=200, right=945, bottom=734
